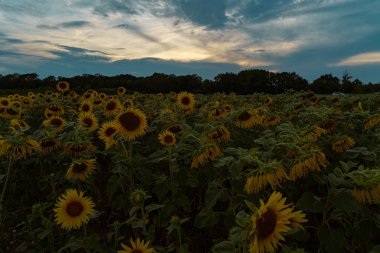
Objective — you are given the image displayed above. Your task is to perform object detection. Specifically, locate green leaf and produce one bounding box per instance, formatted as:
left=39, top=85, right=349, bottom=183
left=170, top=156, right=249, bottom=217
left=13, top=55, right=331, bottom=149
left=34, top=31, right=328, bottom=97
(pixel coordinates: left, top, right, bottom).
left=235, top=210, right=251, bottom=228
left=212, top=241, right=235, bottom=253
left=244, top=200, right=258, bottom=213
left=194, top=208, right=218, bottom=228
left=205, top=183, right=223, bottom=209
left=296, top=191, right=323, bottom=213
left=229, top=227, right=244, bottom=244
left=145, top=204, right=165, bottom=213
left=330, top=189, right=359, bottom=214
left=369, top=245, right=380, bottom=253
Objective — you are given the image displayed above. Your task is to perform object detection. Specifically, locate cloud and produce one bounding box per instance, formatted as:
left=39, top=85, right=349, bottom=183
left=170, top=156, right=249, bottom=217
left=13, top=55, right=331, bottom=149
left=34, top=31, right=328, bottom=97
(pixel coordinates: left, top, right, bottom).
left=330, top=52, right=380, bottom=66
left=38, top=21, right=92, bottom=30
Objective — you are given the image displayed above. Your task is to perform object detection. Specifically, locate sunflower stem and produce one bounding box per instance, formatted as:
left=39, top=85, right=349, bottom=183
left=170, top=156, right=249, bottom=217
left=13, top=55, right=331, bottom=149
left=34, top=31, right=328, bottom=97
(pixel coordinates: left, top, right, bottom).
left=128, top=140, right=135, bottom=190
left=0, top=159, right=13, bottom=221
left=168, top=147, right=173, bottom=182
left=140, top=205, right=147, bottom=236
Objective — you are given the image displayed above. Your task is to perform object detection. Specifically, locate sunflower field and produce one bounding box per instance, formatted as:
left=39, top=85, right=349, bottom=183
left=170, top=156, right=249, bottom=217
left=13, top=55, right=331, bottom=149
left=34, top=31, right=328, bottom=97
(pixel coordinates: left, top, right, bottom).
left=0, top=82, right=380, bottom=253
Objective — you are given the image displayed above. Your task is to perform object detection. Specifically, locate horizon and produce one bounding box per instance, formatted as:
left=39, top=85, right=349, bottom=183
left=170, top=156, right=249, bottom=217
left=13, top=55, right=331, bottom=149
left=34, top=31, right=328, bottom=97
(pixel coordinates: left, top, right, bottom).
left=1, top=0, right=380, bottom=83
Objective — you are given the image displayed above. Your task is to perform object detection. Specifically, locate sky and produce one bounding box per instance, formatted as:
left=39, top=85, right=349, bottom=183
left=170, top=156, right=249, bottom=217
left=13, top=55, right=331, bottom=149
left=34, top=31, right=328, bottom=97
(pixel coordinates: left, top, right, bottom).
left=0, top=0, right=380, bottom=82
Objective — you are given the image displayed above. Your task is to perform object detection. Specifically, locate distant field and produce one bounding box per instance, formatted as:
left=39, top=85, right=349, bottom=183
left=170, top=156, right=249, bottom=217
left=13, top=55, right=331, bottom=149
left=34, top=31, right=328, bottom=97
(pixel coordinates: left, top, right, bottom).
left=1, top=85, right=380, bottom=252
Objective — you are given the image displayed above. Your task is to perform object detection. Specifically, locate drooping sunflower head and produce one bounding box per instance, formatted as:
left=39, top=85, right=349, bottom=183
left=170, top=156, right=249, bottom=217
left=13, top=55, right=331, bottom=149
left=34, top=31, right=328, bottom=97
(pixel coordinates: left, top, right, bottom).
left=289, top=149, right=329, bottom=181
left=0, top=134, right=40, bottom=160
left=244, top=161, right=288, bottom=194
left=66, top=158, right=97, bottom=181
left=332, top=136, right=355, bottom=152
left=118, top=238, right=154, bottom=253
left=53, top=189, right=95, bottom=230
left=206, top=125, right=231, bottom=143
left=56, top=81, right=70, bottom=92
left=235, top=109, right=262, bottom=128
left=115, top=108, right=148, bottom=140
left=78, top=111, right=99, bottom=132
left=98, top=121, right=118, bottom=149
left=177, top=91, right=195, bottom=110
left=158, top=130, right=176, bottom=146
left=347, top=168, right=380, bottom=204
left=40, top=138, right=61, bottom=154
left=191, top=143, right=222, bottom=169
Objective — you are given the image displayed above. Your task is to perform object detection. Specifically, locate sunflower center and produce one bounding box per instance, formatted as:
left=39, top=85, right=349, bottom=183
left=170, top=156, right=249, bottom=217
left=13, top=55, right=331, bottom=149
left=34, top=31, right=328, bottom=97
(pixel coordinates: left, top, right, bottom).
left=72, top=163, right=87, bottom=173
left=256, top=208, right=277, bottom=240
left=105, top=127, right=116, bottom=137
left=6, top=108, right=18, bottom=115
left=82, top=104, right=90, bottom=111
left=1, top=100, right=9, bottom=106
left=106, top=101, right=116, bottom=110
left=168, top=125, right=181, bottom=133
left=66, top=201, right=84, bottom=217
left=181, top=96, right=191, bottom=105
left=59, top=83, right=67, bottom=89
left=238, top=111, right=251, bottom=121
left=41, top=140, right=55, bottom=147
left=164, top=135, right=174, bottom=143
left=119, top=112, right=140, bottom=131
left=83, top=118, right=93, bottom=127
left=131, top=250, right=143, bottom=253
left=50, top=118, right=63, bottom=127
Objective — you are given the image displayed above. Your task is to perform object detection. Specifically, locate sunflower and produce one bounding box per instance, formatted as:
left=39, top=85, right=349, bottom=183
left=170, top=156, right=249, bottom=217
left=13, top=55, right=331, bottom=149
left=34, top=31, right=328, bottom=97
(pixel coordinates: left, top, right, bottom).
left=364, top=115, right=380, bottom=129
left=244, top=162, right=288, bottom=194
left=118, top=238, right=154, bottom=253
left=104, top=99, right=122, bottom=116
left=235, top=109, right=262, bottom=128
left=332, top=136, right=355, bottom=152
left=117, top=86, right=127, bottom=97
left=249, top=192, right=293, bottom=253
left=159, top=130, right=176, bottom=146
left=318, top=119, right=341, bottom=134
left=207, top=126, right=231, bottom=143
left=264, top=97, right=273, bottom=107
left=114, top=108, right=148, bottom=140
left=177, top=91, right=195, bottom=110
left=78, top=111, right=99, bottom=132
left=123, top=98, right=134, bottom=108
left=40, top=138, right=61, bottom=154
left=0, top=135, right=40, bottom=160
left=289, top=150, right=329, bottom=180
left=98, top=121, right=118, bottom=149
left=302, top=126, right=327, bottom=140
left=79, top=100, right=94, bottom=113
left=1, top=107, right=21, bottom=119
left=191, top=144, right=222, bottom=169
left=63, top=142, right=96, bottom=157
left=9, top=119, right=30, bottom=132
left=347, top=168, right=380, bottom=204
left=56, top=81, right=70, bottom=92
left=261, top=115, right=281, bottom=127
left=167, top=124, right=183, bottom=135
left=0, top=97, right=12, bottom=107
left=54, top=189, right=95, bottom=230
left=66, top=158, right=97, bottom=181
left=45, top=104, right=64, bottom=117
left=43, top=116, right=66, bottom=132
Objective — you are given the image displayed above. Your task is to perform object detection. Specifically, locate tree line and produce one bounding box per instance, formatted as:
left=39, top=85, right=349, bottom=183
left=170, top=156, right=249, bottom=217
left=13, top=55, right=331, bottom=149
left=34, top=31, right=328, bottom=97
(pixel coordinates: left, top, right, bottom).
left=0, top=69, right=379, bottom=94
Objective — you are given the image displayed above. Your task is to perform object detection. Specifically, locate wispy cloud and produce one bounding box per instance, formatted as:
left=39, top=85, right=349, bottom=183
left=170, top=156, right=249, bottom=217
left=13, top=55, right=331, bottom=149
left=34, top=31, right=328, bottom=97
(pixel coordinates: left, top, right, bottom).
left=330, top=52, right=380, bottom=66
